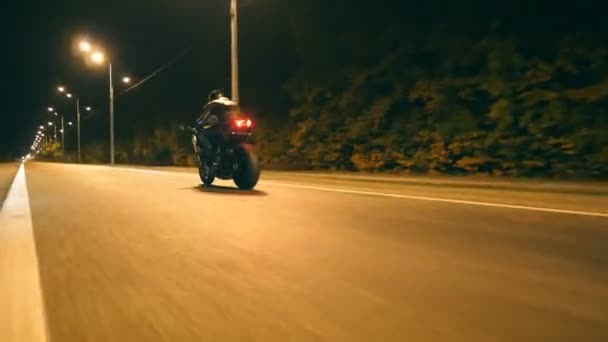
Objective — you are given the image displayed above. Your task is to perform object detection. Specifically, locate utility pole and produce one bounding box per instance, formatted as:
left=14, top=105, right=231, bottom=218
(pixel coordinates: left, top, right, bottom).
left=76, top=97, right=81, bottom=163
left=61, top=116, right=65, bottom=156
left=109, top=62, right=115, bottom=165
left=230, top=0, right=239, bottom=103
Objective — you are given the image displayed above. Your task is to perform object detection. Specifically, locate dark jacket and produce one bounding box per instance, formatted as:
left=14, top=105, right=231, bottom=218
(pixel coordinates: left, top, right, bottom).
left=196, top=97, right=238, bottom=129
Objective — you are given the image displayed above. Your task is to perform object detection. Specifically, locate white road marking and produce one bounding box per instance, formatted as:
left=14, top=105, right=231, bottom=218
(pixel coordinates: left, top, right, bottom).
left=115, top=167, right=174, bottom=175
left=261, top=181, right=608, bottom=218
left=0, top=163, right=49, bottom=342
left=73, top=164, right=608, bottom=218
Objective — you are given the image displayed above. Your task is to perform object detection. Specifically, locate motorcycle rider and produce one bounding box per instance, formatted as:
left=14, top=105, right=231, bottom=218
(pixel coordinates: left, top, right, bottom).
left=196, top=89, right=235, bottom=165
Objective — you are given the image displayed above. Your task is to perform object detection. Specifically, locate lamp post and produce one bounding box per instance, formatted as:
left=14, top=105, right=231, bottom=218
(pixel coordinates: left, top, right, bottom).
left=38, top=127, right=46, bottom=147
left=231, top=0, right=240, bottom=103
left=77, top=97, right=81, bottom=162
left=109, top=61, right=114, bottom=165
left=49, top=111, right=64, bottom=154
left=88, top=50, right=116, bottom=165
left=57, top=86, right=84, bottom=162
left=48, top=122, right=56, bottom=141
left=47, top=107, right=58, bottom=142
left=78, top=40, right=133, bottom=165
left=90, top=51, right=131, bottom=165
left=61, top=115, right=65, bottom=155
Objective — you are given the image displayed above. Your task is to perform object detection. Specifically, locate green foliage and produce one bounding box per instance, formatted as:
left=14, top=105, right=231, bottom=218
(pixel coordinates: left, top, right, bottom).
left=273, top=25, right=608, bottom=179
left=83, top=144, right=106, bottom=164
left=69, top=18, right=607, bottom=180
left=128, top=125, right=189, bottom=166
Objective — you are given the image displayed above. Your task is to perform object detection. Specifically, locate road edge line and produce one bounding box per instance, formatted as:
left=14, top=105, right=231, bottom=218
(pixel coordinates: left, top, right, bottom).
left=0, top=163, right=50, bottom=342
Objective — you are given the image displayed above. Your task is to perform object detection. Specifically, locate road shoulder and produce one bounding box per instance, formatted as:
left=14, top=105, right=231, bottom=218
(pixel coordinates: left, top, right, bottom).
left=0, top=163, right=49, bottom=342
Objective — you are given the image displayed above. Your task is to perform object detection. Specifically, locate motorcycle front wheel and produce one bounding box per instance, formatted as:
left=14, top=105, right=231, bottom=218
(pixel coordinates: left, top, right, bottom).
left=198, top=163, right=215, bottom=187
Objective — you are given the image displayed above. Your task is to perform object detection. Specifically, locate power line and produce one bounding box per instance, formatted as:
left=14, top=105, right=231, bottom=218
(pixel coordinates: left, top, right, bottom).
left=120, top=47, right=193, bottom=95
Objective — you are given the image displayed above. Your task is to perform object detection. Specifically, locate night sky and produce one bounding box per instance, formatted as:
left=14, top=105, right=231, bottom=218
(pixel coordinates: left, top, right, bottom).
left=1, top=0, right=604, bottom=159
left=1, top=0, right=291, bottom=158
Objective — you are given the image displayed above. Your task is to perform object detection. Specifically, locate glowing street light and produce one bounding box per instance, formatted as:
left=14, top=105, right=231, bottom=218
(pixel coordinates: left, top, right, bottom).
left=48, top=122, right=53, bottom=126
left=56, top=85, right=83, bottom=162
left=39, top=125, right=44, bottom=129
left=91, top=51, right=105, bottom=64
left=79, top=41, right=91, bottom=52
left=86, top=45, right=115, bottom=164
left=85, top=106, right=91, bottom=111
left=76, top=37, right=128, bottom=165
left=47, top=107, right=54, bottom=112
left=68, top=122, right=73, bottom=126
left=54, top=112, right=58, bottom=116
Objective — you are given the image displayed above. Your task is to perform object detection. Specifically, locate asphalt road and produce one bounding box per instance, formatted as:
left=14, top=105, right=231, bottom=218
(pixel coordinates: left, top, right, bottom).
left=3, top=162, right=608, bottom=341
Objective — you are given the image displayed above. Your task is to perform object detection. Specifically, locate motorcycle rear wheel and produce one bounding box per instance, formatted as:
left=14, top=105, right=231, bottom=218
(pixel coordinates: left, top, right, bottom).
left=233, top=144, right=260, bottom=190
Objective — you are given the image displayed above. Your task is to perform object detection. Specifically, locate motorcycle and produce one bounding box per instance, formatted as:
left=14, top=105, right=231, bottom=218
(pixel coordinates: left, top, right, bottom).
left=186, top=115, right=261, bottom=190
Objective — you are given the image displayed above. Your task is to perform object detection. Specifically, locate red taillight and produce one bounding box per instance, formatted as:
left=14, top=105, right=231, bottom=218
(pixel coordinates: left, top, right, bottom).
left=235, top=119, right=252, bottom=128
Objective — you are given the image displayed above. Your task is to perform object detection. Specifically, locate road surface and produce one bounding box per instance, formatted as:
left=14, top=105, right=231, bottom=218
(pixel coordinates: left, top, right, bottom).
left=1, top=162, right=607, bottom=341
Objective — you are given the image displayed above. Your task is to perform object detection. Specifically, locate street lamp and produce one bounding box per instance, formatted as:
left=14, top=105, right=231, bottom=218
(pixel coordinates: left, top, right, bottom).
left=88, top=48, right=116, bottom=165
left=79, top=41, right=91, bottom=52
left=91, top=51, right=105, bottom=64
left=47, top=107, right=54, bottom=112
left=56, top=85, right=86, bottom=162
left=54, top=112, right=65, bottom=153
left=47, top=120, right=57, bottom=142
left=85, top=106, right=91, bottom=111
left=231, top=0, right=240, bottom=103
left=78, top=39, right=133, bottom=165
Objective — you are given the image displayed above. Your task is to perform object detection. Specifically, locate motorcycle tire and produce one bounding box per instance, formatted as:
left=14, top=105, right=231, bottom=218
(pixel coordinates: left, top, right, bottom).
left=198, top=164, right=215, bottom=187
left=233, top=144, right=261, bottom=190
